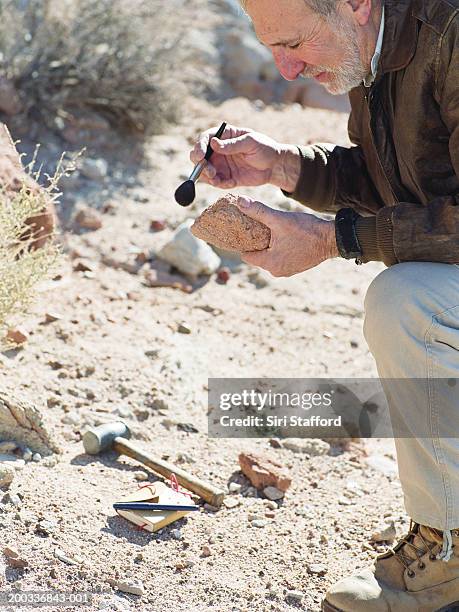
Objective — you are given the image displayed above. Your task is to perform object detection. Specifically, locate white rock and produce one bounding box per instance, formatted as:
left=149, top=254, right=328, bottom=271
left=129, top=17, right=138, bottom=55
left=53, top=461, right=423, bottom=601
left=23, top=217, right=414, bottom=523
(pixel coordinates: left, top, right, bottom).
left=223, top=497, right=240, bottom=509
left=80, top=158, right=108, bottom=181
left=134, top=471, right=149, bottom=482
left=252, top=519, right=267, bottom=528
left=283, top=439, right=330, bottom=456
left=110, top=578, right=144, bottom=597
left=158, top=219, right=221, bottom=277
left=32, top=453, right=42, bottom=462
left=22, top=448, right=32, bottom=462
left=370, top=520, right=396, bottom=543
left=228, top=482, right=242, bottom=494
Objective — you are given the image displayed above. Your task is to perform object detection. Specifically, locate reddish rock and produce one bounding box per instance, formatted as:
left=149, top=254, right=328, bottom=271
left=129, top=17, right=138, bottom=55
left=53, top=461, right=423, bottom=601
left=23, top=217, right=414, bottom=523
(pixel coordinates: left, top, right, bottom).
left=6, top=327, right=28, bottom=345
left=216, top=267, right=231, bottom=284
left=150, top=219, right=167, bottom=232
left=191, top=193, right=271, bottom=252
left=73, top=259, right=96, bottom=273
left=74, top=208, right=103, bottom=231
left=238, top=452, right=291, bottom=492
left=143, top=269, right=192, bottom=293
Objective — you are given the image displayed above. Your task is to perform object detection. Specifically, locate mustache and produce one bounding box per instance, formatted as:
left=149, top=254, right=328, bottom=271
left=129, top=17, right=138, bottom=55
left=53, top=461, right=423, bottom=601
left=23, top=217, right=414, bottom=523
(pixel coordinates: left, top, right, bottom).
left=300, top=65, right=332, bottom=79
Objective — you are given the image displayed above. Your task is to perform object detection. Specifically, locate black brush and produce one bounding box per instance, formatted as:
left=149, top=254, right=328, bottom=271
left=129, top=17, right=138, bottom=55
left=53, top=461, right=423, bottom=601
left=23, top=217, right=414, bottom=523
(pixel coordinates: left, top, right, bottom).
left=174, top=122, right=226, bottom=207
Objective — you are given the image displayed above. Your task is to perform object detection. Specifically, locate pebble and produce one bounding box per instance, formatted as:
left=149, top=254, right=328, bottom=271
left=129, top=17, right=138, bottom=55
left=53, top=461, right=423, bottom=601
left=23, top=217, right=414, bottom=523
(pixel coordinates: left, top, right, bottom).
left=216, top=267, right=231, bottom=284
left=134, top=471, right=149, bottom=482
left=228, top=482, right=242, bottom=494
left=263, top=486, right=284, bottom=501
left=35, top=519, right=57, bottom=536
left=32, top=453, right=42, bottom=462
left=54, top=548, right=82, bottom=566
left=283, top=439, right=330, bottom=456
left=251, top=519, right=267, bottom=528
left=150, top=219, right=167, bottom=232
left=223, top=497, right=240, bottom=509
left=308, top=563, right=327, bottom=576
left=286, top=590, right=303, bottom=603
left=170, top=528, right=183, bottom=540
left=2, top=493, right=21, bottom=507
left=177, top=323, right=192, bottom=334
left=6, top=327, right=28, bottom=345
left=80, top=157, right=108, bottom=181
left=370, top=520, right=396, bottom=543
left=44, top=312, right=62, bottom=323
left=22, top=449, right=32, bottom=462
left=74, top=207, right=103, bottom=231
left=3, top=547, right=28, bottom=569
left=0, top=466, right=15, bottom=488
left=201, top=545, right=212, bottom=557
left=265, top=511, right=275, bottom=519
left=263, top=500, right=278, bottom=510
left=109, top=578, right=144, bottom=597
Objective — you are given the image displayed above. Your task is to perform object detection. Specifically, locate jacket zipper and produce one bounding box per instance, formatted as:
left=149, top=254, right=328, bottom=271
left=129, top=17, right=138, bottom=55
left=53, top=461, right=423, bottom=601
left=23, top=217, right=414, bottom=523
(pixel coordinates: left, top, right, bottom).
left=364, top=86, right=399, bottom=205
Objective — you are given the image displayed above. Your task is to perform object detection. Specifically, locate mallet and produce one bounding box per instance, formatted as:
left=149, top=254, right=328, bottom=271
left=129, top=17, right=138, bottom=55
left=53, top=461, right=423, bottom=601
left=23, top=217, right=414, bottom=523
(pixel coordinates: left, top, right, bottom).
left=82, top=421, right=225, bottom=507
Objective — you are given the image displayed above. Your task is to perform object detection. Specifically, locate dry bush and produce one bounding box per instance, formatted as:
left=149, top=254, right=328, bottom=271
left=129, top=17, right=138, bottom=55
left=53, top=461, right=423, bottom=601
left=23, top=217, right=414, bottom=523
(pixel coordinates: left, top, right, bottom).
left=0, top=0, right=185, bottom=135
left=0, top=147, right=77, bottom=348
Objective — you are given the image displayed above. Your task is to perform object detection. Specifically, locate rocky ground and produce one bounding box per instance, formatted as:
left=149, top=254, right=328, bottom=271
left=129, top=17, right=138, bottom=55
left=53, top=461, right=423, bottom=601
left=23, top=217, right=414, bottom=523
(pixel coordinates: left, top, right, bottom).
left=0, top=96, right=405, bottom=612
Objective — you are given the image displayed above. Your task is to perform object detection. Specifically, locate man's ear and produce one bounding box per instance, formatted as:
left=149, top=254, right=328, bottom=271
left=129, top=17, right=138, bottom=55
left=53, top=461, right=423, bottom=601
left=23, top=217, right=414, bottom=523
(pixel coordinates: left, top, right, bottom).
left=347, top=0, right=372, bottom=26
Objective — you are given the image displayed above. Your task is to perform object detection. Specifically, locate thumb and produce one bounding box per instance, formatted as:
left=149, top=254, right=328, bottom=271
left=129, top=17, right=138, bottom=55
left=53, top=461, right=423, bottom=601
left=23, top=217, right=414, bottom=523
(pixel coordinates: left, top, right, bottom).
left=211, top=135, right=252, bottom=156
left=236, top=196, right=276, bottom=226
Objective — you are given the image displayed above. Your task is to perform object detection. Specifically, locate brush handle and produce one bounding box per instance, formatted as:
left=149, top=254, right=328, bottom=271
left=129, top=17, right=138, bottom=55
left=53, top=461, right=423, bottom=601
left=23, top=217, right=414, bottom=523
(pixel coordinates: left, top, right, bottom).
left=114, top=503, right=199, bottom=512
left=204, top=122, right=227, bottom=161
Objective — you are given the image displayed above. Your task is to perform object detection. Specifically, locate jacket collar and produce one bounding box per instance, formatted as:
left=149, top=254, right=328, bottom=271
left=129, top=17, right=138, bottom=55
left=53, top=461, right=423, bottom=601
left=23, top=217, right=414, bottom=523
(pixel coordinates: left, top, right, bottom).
left=378, top=0, right=419, bottom=74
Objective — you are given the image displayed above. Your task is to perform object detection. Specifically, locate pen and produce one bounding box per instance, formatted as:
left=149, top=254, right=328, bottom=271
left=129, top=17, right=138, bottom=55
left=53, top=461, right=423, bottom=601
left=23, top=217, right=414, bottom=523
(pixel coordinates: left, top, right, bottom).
left=113, top=502, right=199, bottom=512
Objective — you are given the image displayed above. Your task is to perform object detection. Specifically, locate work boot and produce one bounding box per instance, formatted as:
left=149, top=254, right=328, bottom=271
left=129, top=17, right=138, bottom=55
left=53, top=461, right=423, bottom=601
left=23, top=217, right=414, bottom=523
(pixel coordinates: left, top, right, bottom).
left=322, top=521, right=459, bottom=612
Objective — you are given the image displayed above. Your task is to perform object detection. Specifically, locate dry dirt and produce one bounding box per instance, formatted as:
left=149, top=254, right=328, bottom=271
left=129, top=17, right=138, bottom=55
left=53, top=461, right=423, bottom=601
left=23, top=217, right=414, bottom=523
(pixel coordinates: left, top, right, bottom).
left=0, top=97, right=404, bottom=612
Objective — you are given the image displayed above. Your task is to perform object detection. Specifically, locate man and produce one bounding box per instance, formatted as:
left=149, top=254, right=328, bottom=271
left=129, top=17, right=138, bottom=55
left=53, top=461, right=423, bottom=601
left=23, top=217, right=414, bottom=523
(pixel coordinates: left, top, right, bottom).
left=190, top=0, right=459, bottom=610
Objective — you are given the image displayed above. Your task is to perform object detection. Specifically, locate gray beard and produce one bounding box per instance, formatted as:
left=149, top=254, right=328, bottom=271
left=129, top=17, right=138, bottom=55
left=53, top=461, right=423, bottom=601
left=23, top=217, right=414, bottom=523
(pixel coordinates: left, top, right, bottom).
left=300, top=17, right=368, bottom=95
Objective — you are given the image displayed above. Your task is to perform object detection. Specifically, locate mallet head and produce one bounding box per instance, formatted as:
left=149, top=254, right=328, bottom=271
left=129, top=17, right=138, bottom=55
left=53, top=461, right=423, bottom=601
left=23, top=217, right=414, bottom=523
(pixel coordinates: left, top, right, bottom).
left=83, top=421, right=131, bottom=455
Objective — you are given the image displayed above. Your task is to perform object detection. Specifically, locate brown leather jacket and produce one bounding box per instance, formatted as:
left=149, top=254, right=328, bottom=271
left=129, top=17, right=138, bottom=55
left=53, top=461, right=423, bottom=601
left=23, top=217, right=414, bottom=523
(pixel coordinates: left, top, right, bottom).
left=287, top=0, right=459, bottom=266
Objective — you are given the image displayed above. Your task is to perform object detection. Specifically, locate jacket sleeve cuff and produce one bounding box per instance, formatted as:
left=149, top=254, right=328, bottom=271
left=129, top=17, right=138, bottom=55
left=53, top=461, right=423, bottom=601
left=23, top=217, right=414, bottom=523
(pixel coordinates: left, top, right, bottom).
left=281, top=145, right=336, bottom=211
left=355, top=207, right=398, bottom=266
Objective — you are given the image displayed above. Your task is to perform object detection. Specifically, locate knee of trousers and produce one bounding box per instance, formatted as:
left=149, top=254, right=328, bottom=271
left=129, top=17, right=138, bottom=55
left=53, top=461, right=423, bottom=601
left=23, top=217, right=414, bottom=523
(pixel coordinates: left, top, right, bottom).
left=363, top=263, right=433, bottom=359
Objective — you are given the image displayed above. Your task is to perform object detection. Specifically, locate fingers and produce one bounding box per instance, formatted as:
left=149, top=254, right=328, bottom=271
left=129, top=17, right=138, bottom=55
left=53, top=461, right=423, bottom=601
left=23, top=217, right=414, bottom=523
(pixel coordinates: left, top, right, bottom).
left=235, top=195, right=278, bottom=226
left=190, top=124, right=253, bottom=164
left=210, top=135, right=252, bottom=156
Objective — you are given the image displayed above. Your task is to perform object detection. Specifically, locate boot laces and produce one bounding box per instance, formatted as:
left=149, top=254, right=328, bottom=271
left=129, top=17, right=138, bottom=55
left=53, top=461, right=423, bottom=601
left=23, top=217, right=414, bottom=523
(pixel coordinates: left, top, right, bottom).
left=390, top=521, right=437, bottom=575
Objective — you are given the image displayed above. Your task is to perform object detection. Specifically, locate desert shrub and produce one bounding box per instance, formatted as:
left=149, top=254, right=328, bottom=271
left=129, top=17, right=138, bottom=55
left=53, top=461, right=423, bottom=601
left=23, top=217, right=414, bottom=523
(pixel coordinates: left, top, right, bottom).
left=0, top=0, right=185, bottom=135
left=0, top=147, right=77, bottom=348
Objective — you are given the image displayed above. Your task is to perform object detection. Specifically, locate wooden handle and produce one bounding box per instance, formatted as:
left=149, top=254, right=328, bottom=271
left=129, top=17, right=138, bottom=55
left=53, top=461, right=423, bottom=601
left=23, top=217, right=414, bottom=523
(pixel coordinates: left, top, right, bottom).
left=113, top=437, right=225, bottom=507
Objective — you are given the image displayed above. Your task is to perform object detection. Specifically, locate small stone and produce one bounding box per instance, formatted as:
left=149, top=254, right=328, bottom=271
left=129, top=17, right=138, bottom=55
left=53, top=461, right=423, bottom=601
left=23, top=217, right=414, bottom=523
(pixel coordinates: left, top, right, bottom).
left=228, top=482, right=242, bottom=494
left=265, top=511, right=275, bottom=519
left=22, top=449, right=32, bottom=462
left=286, top=590, right=303, bottom=603
left=238, top=451, right=291, bottom=492
left=2, top=492, right=21, bottom=507
left=201, top=545, right=212, bottom=558
left=264, top=500, right=277, bottom=510
left=75, top=207, right=103, bottom=231
left=73, top=259, right=96, bottom=273
left=32, top=453, right=42, bottom=462
left=134, top=471, right=149, bottom=482
left=170, top=528, right=183, bottom=540
left=150, top=219, right=166, bottom=232
left=109, top=578, right=144, bottom=597
left=35, top=519, right=57, bottom=536
left=263, top=486, right=284, bottom=501
left=80, top=158, right=108, bottom=181
left=203, top=503, right=219, bottom=513
left=350, top=339, right=359, bottom=348
left=0, top=466, right=14, bottom=488
left=216, top=267, right=231, bottom=284
left=283, top=439, right=330, bottom=456
left=3, top=547, right=28, bottom=569
left=44, top=312, right=62, bottom=323
left=243, top=486, right=258, bottom=498
left=338, top=497, right=353, bottom=506
left=252, top=519, right=267, bottom=528
left=223, top=497, right=240, bottom=509
left=308, top=563, right=327, bottom=576
left=370, top=520, right=396, bottom=543
left=177, top=323, right=192, bottom=334
left=6, top=327, right=28, bottom=345
left=54, top=548, right=82, bottom=565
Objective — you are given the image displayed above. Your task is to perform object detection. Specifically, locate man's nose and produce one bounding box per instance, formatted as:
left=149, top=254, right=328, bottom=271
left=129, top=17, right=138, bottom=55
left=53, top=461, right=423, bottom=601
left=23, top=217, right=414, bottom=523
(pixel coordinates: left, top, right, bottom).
left=271, top=48, right=306, bottom=81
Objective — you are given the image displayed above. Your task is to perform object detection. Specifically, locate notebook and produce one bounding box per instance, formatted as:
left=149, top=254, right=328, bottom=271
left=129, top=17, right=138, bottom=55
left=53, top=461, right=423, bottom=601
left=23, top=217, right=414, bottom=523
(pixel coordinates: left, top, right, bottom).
left=114, top=481, right=196, bottom=532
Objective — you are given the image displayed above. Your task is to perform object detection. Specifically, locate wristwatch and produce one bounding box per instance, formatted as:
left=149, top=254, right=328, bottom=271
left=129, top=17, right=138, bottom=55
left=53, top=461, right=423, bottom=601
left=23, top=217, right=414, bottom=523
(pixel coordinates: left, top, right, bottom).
left=335, top=208, right=364, bottom=265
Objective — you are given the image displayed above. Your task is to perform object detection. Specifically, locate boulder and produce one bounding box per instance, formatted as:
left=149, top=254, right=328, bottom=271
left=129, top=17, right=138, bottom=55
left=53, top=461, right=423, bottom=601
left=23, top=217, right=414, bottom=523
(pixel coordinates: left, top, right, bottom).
left=191, top=193, right=271, bottom=252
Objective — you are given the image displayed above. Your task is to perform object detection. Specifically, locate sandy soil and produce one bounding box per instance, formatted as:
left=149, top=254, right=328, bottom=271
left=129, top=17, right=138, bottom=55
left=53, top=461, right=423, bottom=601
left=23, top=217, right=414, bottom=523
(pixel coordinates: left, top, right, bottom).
left=0, top=97, right=404, bottom=612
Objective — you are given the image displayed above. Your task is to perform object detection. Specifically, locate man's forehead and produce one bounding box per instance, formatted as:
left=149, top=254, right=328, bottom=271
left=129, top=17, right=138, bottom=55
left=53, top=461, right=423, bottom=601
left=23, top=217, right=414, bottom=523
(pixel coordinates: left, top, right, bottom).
left=247, top=0, right=313, bottom=46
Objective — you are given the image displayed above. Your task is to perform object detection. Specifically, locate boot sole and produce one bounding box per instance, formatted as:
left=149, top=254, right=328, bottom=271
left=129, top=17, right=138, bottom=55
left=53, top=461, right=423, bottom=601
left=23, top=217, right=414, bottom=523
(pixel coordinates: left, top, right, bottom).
left=322, top=600, right=459, bottom=612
